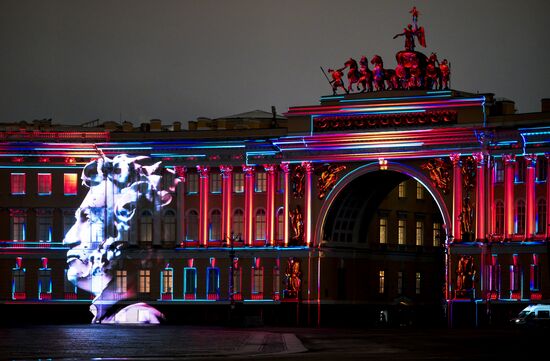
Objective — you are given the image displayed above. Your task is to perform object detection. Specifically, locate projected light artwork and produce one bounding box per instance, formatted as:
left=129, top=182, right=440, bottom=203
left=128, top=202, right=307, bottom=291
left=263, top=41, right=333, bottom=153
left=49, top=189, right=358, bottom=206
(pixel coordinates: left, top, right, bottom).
left=63, top=153, right=180, bottom=324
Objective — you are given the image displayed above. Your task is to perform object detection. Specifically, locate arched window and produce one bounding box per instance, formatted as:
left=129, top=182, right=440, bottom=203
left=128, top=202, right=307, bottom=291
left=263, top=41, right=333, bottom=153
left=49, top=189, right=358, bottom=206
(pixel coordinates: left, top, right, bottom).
left=255, top=209, right=266, bottom=240
left=232, top=209, right=244, bottom=239
left=516, top=200, right=526, bottom=234
left=139, top=210, right=153, bottom=247
left=210, top=209, right=222, bottom=241
left=495, top=201, right=504, bottom=235
left=276, top=207, right=284, bottom=241
left=186, top=210, right=199, bottom=241
left=537, top=198, right=547, bottom=234
left=162, top=209, right=176, bottom=245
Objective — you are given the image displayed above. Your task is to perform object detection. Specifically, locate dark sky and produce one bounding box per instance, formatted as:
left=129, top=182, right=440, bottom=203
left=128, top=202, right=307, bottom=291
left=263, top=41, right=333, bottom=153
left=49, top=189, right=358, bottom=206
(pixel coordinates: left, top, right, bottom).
left=1, top=0, right=549, bottom=126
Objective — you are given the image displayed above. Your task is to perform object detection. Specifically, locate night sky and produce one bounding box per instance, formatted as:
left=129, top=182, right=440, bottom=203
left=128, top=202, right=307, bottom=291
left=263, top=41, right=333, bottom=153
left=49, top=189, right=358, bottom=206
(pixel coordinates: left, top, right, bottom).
left=1, top=0, right=549, bottom=126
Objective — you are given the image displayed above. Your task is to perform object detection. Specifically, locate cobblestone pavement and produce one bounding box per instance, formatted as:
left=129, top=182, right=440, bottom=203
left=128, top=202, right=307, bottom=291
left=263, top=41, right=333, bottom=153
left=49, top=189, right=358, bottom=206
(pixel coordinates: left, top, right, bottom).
left=0, top=325, right=306, bottom=360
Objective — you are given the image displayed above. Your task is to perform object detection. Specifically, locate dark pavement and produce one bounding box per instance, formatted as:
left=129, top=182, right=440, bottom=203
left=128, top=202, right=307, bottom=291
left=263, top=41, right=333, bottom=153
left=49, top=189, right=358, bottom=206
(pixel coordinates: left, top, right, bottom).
left=0, top=324, right=548, bottom=360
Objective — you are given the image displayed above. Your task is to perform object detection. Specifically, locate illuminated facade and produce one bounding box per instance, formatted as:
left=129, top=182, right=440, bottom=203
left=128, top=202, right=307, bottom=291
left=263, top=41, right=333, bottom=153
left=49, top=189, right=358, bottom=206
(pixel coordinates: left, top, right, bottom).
left=1, top=95, right=549, bottom=326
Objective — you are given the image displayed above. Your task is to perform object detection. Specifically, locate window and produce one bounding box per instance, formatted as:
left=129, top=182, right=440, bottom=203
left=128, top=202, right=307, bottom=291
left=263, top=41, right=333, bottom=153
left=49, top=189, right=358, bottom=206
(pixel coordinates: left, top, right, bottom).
left=37, top=214, right=53, bottom=242
left=379, top=217, right=387, bottom=244
left=64, top=269, right=77, bottom=296
left=210, top=173, right=221, bottom=193
left=162, top=169, right=175, bottom=191
left=252, top=266, right=264, bottom=297
left=231, top=261, right=242, bottom=299
left=487, top=262, right=500, bottom=295
left=255, top=172, right=267, bottom=192
left=515, top=157, right=525, bottom=183
left=162, top=209, right=176, bottom=244
left=139, top=269, right=150, bottom=294
left=537, top=199, right=546, bottom=234
left=38, top=267, right=52, bottom=299
left=186, top=210, right=199, bottom=240
left=433, top=222, right=441, bottom=246
left=530, top=264, right=541, bottom=292
left=233, top=173, right=244, bottom=193
left=495, top=201, right=504, bottom=235
left=207, top=267, right=220, bottom=298
left=162, top=268, right=173, bottom=294
left=415, top=221, right=424, bottom=246
left=536, top=156, right=547, bottom=182
left=510, top=263, right=520, bottom=292
left=277, top=171, right=285, bottom=193
left=255, top=209, right=266, bottom=240
left=398, top=219, right=406, bottom=245
left=63, top=209, right=76, bottom=239
left=495, top=159, right=504, bottom=183
left=416, top=182, right=424, bottom=200
left=232, top=209, right=244, bottom=239
left=184, top=267, right=197, bottom=298
left=12, top=268, right=26, bottom=298
left=398, top=181, right=406, bottom=198
left=273, top=266, right=280, bottom=300
left=516, top=200, right=526, bottom=234
left=37, top=173, right=52, bottom=195
left=116, top=270, right=127, bottom=294
left=139, top=210, right=153, bottom=247
left=63, top=173, right=78, bottom=195
left=397, top=271, right=403, bottom=295
left=276, top=208, right=284, bottom=242
left=11, top=211, right=26, bottom=241
left=11, top=173, right=26, bottom=195
left=210, top=209, right=222, bottom=241
left=187, top=173, right=198, bottom=193
left=415, top=272, right=421, bottom=294
left=378, top=270, right=385, bottom=293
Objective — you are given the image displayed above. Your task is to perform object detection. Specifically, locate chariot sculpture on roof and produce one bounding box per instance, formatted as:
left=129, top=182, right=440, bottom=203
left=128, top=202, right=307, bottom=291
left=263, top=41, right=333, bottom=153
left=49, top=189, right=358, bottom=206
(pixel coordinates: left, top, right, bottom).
left=321, top=7, right=450, bottom=94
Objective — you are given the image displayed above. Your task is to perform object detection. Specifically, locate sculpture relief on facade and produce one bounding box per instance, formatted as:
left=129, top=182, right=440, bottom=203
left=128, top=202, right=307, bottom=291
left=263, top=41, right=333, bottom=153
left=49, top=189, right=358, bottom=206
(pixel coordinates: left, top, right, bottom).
left=421, top=158, right=451, bottom=195
left=317, top=164, right=347, bottom=200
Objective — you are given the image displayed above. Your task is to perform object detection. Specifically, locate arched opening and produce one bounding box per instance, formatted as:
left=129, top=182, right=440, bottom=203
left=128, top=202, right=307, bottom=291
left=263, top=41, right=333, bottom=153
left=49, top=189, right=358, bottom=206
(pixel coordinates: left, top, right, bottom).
left=315, top=161, right=451, bottom=327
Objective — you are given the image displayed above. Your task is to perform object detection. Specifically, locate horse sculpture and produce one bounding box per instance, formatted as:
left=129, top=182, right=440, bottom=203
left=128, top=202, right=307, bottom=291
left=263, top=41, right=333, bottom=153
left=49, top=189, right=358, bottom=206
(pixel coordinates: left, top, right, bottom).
left=370, top=55, right=399, bottom=91
left=358, top=56, right=373, bottom=92
left=344, top=58, right=361, bottom=93
left=395, top=50, right=428, bottom=89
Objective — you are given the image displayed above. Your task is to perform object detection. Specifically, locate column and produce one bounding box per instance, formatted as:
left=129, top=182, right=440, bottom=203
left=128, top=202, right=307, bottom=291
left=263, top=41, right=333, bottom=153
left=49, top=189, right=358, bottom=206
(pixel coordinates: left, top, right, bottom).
left=175, top=166, right=187, bottom=246
left=450, top=153, right=462, bottom=241
left=243, top=165, right=255, bottom=246
left=303, top=162, right=313, bottom=247
left=488, top=158, right=495, bottom=238
left=264, top=164, right=276, bottom=246
left=220, top=165, right=233, bottom=245
left=280, top=162, right=290, bottom=247
left=525, top=154, right=537, bottom=239
left=503, top=154, right=515, bottom=239
left=473, top=152, right=486, bottom=241
left=197, top=166, right=209, bottom=247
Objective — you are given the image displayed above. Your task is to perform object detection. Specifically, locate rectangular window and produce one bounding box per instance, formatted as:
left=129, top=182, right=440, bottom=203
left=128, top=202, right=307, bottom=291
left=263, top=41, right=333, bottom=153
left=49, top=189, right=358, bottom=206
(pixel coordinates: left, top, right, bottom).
left=162, top=268, right=173, bottom=294
left=139, top=269, right=151, bottom=293
left=379, top=270, right=385, bottom=294
left=37, top=216, right=53, bottom=242
left=255, top=172, right=267, bottom=192
left=187, top=173, right=198, bottom=194
left=11, top=214, right=26, bottom=241
left=415, top=221, right=424, bottom=246
left=232, top=267, right=242, bottom=298
left=515, top=157, right=526, bottom=183
left=12, top=268, right=26, bottom=297
left=11, top=173, right=26, bottom=195
left=510, top=265, right=520, bottom=292
left=116, top=270, right=127, bottom=293
left=252, top=267, right=264, bottom=296
left=184, top=267, right=197, bottom=297
left=207, top=267, right=220, bottom=297
left=210, top=173, right=221, bottom=193
left=64, top=269, right=77, bottom=295
left=277, top=171, right=285, bottom=193
left=536, top=157, right=547, bottom=182
left=531, top=265, right=541, bottom=292
left=494, top=159, right=504, bottom=183
left=273, top=267, right=280, bottom=300
left=398, top=181, right=406, bottom=198
left=416, top=182, right=424, bottom=200
left=398, top=219, right=406, bottom=245
left=379, top=217, right=387, bottom=244
left=37, top=173, right=52, bottom=195
left=397, top=271, right=403, bottom=295
left=433, top=222, right=441, bottom=246
left=233, top=173, right=244, bottom=193
left=38, top=268, right=52, bottom=298
left=63, top=173, right=78, bottom=195
left=415, top=272, right=421, bottom=294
